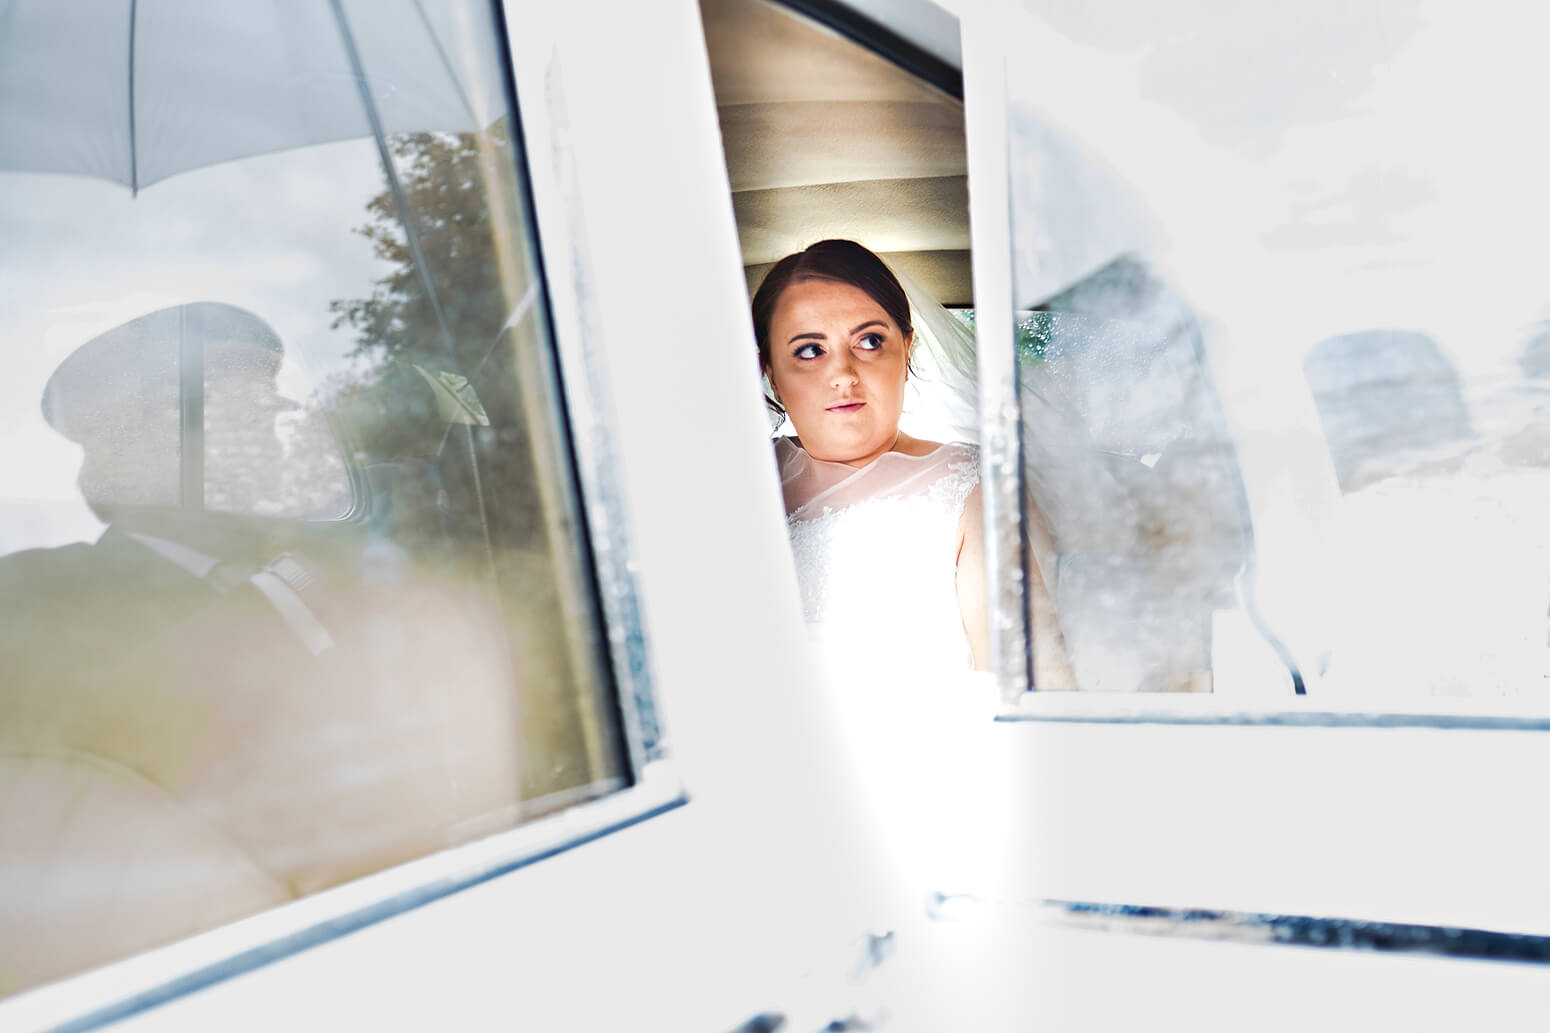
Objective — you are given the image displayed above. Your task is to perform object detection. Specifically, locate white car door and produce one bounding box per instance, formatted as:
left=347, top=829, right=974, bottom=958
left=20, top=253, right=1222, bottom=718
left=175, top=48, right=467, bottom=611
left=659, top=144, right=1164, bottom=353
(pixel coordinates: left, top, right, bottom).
left=948, top=1, right=1550, bottom=1028
left=0, top=2, right=903, bottom=1031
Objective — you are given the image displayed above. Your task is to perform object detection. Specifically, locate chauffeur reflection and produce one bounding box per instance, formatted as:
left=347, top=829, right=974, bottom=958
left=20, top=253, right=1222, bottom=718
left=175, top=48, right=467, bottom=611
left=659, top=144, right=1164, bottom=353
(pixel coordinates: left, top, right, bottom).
left=0, top=303, right=521, bottom=994
left=5, top=302, right=312, bottom=679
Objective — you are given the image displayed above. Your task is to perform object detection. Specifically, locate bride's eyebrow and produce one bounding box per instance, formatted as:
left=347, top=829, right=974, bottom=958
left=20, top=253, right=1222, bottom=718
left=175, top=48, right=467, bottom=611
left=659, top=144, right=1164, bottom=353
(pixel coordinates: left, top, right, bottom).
left=785, top=320, right=887, bottom=346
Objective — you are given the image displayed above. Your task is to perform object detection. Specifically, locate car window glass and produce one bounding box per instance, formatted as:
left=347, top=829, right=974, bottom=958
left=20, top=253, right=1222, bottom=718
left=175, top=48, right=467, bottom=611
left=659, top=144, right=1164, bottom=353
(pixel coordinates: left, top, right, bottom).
left=0, top=0, right=628, bottom=997
left=1001, top=2, right=1550, bottom=699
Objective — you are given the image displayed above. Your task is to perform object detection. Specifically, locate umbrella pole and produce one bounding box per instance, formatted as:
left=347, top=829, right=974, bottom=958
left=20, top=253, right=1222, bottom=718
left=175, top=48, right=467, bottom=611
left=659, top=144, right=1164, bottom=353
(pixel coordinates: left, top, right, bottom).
left=178, top=306, right=204, bottom=509
left=129, top=0, right=140, bottom=196
left=327, top=0, right=458, bottom=364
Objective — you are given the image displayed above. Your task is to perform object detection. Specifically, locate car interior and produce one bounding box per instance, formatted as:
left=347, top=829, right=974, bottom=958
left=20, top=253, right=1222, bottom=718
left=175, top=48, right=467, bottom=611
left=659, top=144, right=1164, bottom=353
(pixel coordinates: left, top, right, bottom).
left=699, top=0, right=972, bottom=308
left=698, top=0, right=1279, bottom=695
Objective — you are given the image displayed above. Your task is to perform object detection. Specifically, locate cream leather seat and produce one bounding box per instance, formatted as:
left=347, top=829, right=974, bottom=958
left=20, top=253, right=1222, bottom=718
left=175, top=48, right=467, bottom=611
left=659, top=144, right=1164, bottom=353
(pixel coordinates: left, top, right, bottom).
left=0, top=745, right=289, bottom=997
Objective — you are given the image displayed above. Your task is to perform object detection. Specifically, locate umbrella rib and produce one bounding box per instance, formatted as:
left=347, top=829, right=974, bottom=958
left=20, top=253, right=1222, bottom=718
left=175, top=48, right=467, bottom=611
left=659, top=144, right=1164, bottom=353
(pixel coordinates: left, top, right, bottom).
left=330, top=2, right=500, bottom=584
left=327, top=0, right=455, bottom=361
left=411, top=0, right=481, bottom=128
left=128, top=0, right=139, bottom=194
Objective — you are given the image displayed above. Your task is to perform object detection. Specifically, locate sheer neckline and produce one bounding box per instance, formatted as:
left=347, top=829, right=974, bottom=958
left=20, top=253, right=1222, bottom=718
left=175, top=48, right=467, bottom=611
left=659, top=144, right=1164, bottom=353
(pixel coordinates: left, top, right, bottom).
left=777, top=435, right=983, bottom=675
left=779, top=437, right=948, bottom=475
left=775, top=437, right=976, bottom=521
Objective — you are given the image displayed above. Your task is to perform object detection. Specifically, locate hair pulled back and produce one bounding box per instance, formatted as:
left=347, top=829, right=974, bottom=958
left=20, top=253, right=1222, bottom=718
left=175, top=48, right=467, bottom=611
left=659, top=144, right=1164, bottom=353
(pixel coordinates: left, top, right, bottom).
left=751, top=239, right=914, bottom=423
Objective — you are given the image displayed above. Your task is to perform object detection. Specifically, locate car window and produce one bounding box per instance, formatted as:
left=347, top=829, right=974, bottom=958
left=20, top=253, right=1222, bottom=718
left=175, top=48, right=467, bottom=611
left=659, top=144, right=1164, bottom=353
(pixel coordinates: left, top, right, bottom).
left=0, top=0, right=632, bottom=997
left=993, top=2, right=1550, bottom=701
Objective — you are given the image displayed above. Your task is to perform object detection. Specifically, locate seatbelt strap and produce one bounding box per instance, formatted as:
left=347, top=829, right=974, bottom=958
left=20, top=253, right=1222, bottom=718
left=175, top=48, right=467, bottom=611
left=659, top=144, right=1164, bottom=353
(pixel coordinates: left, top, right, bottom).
left=124, top=533, right=336, bottom=656
left=247, top=554, right=335, bottom=656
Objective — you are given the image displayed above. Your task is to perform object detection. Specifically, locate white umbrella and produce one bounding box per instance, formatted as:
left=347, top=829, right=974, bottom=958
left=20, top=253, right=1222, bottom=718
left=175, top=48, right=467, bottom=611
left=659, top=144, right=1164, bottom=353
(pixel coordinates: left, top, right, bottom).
left=0, top=0, right=513, bottom=511
left=0, top=0, right=505, bottom=193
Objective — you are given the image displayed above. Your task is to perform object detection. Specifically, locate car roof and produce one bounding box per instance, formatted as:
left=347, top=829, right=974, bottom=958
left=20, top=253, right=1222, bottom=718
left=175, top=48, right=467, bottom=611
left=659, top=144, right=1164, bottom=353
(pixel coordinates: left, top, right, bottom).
left=700, top=0, right=973, bottom=306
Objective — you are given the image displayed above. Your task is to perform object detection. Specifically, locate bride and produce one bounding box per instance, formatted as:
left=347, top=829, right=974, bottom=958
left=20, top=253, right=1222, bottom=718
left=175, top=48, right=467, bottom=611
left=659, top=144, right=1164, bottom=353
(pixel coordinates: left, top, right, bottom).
left=752, top=239, right=1071, bottom=683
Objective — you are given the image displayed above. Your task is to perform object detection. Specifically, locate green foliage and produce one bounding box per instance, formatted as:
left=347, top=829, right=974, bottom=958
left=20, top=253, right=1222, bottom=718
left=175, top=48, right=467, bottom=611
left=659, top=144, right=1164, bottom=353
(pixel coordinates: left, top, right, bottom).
left=1017, top=312, right=1055, bottom=363
left=953, top=309, right=1051, bottom=363
left=326, top=125, right=513, bottom=460
left=329, top=124, right=510, bottom=373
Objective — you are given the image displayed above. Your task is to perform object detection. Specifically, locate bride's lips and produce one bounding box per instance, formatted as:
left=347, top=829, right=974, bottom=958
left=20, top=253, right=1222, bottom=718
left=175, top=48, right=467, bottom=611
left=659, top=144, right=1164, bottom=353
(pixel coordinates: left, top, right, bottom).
left=827, top=401, right=865, bottom=413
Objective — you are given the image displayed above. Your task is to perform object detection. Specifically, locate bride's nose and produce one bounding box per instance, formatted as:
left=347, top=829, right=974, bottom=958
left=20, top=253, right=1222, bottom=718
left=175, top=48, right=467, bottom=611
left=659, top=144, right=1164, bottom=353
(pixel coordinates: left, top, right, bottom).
left=828, top=351, right=860, bottom=388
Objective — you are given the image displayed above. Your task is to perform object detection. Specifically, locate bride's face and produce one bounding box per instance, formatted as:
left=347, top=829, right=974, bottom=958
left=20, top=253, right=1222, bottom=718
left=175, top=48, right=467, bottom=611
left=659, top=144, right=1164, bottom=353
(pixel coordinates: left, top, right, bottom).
left=765, top=277, right=910, bottom=467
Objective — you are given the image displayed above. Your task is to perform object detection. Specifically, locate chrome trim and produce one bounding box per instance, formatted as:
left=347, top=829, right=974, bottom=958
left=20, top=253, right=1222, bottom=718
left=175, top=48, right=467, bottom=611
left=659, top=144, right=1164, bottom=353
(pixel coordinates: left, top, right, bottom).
left=961, top=25, right=1029, bottom=698
left=7, top=769, right=688, bottom=1033
left=1045, top=900, right=1550, bottom=963
left=998, top=691, right=1550, bottom=730
left=504, top=17, right=664, bottom=770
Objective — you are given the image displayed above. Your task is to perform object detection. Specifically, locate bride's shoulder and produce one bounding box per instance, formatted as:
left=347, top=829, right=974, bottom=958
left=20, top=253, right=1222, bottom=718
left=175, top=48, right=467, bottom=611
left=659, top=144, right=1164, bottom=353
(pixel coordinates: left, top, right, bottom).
left=941, top=439, right=979, bottom=460
left=928, top=439, right=980, bottom=470
left=933, top=443, right=982, bottom=511
left=897, top=434, right=978, bottom=460
left=894, top=438, right=980, bottom=487
left=913, top=440, right=980, bottom=516
left=895, top=433, right=941, bottom=457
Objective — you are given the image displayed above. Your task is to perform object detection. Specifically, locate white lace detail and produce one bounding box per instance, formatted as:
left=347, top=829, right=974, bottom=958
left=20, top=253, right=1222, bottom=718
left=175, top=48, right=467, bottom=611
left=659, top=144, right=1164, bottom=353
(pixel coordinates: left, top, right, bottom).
left=927, top=446, right=980, bottom=518
left=783, top=442, right=981, bottom=675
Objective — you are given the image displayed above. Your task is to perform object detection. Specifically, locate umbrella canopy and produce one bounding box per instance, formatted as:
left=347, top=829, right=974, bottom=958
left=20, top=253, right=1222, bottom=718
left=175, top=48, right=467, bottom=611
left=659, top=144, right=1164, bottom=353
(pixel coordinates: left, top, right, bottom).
left=0, top=0, right=505, bottom=192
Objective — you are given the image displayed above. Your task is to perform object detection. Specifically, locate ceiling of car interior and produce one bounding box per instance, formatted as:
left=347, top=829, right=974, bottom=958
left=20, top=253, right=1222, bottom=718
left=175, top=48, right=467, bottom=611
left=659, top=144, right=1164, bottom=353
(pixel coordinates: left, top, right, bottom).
left=699, top=0, right=973, bottom=307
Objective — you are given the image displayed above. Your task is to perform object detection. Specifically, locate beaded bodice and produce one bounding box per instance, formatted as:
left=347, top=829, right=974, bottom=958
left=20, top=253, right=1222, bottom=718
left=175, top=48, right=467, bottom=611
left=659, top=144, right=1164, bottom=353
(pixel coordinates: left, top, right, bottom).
left=775, top=438, right=981, bottom=675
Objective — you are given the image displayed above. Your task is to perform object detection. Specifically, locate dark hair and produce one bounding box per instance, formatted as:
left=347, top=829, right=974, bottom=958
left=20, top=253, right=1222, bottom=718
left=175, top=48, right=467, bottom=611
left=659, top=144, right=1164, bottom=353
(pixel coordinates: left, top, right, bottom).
left=751, top=239, right=914, bottom=423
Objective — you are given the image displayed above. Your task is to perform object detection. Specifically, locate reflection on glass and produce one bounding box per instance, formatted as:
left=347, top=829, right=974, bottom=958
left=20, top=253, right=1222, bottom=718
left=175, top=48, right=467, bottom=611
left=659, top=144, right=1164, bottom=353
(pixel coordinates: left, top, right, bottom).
left=1012, top=257, right=1258, bottom=693
left=0, top=1, right=626, bottom=999
left=1304, top=330, right=1473, bottom=493
left=1306, top=323, right=1550, bottom=698
left=1004, top=68, right=1550, bottom=698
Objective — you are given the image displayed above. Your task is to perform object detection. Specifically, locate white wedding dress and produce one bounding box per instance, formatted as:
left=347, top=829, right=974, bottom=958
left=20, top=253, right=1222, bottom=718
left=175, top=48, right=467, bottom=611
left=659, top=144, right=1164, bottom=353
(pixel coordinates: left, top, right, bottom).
left=775, top=436, right=981, bottom=677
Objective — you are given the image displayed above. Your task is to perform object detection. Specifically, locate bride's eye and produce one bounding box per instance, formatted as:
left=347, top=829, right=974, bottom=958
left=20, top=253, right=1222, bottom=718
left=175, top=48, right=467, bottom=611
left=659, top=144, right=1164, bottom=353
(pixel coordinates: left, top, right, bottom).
left=794, top=342, right=823, bottom=360
left=857, top=332, right=885, bottom=351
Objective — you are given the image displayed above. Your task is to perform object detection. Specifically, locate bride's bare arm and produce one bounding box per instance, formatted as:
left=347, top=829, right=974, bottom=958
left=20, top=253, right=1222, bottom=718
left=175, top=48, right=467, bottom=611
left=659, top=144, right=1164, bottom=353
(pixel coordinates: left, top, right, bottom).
left=956, top=486, right=991, bottom=671
left=1021, top=490, right=1076, bottom=689
left=956, top=484, right=1075, bottom=686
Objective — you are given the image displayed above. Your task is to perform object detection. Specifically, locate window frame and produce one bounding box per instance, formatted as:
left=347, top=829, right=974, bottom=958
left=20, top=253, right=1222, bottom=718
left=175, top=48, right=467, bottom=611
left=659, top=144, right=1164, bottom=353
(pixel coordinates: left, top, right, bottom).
left=2, top=2, right=686, bottom=1028
left=958, top=7, right=1550, bottom=729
